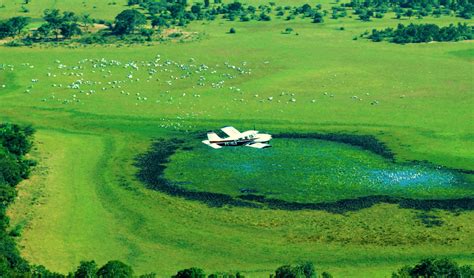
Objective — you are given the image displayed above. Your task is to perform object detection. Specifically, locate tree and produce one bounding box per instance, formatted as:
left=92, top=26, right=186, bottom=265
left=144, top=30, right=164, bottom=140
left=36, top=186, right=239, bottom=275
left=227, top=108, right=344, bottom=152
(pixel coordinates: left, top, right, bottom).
left=358, top=9, right=372, bottom=21
left=168, top=3, right=186, bottom=18
left=0, top=21, right=12, bottom=39
left=0, top=16, right=29, bottom=39
left=312, top=12, right=324, bottom=23
left=97, top=261, right=133, bottom=278
left=392, top=258, right=474, bottom=278
left=74, top=260, right=98, bottom=278
left=229, top=27, right=236, bottom=33
left=7, top=17, right=29, bottom=36
left=60, top=21, right=81, bottom=39
left=36, top=9, right=81, bottom=40
left=404, top=9, right=414, bottom=18
left=204, top=0, right=210, bottom=8
left=43, top=9, right=62, bottom=39
left=227, top=2, right=242, bottom=11
left=300, top=262, right=316, bottom=278
left=321, top=272, right=333, bottom=278
left=408, top=259, right=440, bottom=278
left=151, top=16, right=167, bottom=29
left=275, top=262, right=317, bottom=278
left=34, top=23, right=52, bottom=39
left=191, top=4, right=201, bottom=15
left=81, top=14, right=94, bottom=32
left=113, top=9, right=146, bottom=35
left=173, top=267, right=205, bottom=278
left=0, top=123, right=33, bottom=156
left=30, top=265, right=65, bottom=277
left=0, top=150, right=22, bottom=186
left=460, top=265, right=474, bottom=277
left=259, top=12, right=271, bottom=21
left=140, top=28, right=154, bottom=41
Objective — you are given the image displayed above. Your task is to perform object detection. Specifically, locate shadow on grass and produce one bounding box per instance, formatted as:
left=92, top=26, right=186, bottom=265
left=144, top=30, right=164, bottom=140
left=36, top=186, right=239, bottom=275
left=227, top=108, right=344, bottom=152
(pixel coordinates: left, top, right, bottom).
left=135, top=134, right=474, bottom=213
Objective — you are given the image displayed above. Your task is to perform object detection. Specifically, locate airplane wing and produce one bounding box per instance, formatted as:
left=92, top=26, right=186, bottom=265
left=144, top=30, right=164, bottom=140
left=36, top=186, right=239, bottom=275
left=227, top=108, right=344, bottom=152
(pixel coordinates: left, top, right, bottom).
left=245, top=142, right=271, bottom=149
left=221, top=126, right=241, bottom=139
left=202, top=140, right=222, bottom=149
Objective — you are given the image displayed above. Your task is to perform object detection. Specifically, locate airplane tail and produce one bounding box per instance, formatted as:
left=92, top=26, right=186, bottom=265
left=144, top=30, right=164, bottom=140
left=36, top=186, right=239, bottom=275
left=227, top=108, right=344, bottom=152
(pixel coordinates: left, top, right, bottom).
left=207, top=132, right=221, bottom=142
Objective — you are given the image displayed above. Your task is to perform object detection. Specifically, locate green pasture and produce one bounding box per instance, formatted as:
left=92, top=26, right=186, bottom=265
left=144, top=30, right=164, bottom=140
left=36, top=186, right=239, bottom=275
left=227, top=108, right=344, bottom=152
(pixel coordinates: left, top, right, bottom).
left=0, top=0, right=128, bottom=20
left=1, top=2, right=473, bottom=277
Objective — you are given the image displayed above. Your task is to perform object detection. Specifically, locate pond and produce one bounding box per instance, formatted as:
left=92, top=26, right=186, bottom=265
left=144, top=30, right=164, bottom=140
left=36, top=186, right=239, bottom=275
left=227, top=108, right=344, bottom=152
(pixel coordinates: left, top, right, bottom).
left=163, top=138, right=473, bottom=203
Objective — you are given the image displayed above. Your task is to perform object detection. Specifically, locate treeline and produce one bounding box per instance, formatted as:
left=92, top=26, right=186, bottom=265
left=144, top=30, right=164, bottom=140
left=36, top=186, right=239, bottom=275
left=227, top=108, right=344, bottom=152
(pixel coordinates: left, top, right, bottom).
left=367, top=23, right=473, bottom=43
left=346, top=0, right=473, bottom=20
left=128, top=0, right=330, bottom=25
left=2, top=0, right=472, bottom=46
left=0, top=123, right=35, bottom=276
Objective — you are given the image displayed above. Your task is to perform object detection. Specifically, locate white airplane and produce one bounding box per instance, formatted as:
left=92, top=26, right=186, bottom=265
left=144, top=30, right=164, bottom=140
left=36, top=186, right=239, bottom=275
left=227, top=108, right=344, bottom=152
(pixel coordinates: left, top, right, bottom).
left=202, top=126, right=272, bottom=149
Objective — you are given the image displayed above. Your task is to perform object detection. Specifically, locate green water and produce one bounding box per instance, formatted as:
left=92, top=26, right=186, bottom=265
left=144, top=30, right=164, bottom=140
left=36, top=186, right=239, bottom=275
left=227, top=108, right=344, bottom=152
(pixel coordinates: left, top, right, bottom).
left=164, top=139, right=473, bottom=203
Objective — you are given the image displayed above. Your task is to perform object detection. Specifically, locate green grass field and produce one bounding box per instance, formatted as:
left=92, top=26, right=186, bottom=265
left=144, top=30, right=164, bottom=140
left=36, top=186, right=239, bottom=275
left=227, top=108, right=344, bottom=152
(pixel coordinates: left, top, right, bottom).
left=2, top=1, right=474, bottom=276
left=0, top=0, right=128, bottom=20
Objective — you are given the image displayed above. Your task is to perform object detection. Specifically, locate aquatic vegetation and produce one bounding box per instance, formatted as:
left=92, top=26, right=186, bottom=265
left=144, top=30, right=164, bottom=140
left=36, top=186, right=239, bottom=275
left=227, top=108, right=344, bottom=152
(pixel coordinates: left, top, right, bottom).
left=165, top=138, right=472, bottom=203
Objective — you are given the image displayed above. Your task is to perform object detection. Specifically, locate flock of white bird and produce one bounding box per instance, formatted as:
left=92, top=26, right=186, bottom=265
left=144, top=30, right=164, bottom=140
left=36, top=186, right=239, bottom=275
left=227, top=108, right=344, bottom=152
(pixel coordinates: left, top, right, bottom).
left=0, top=54, right=391, bottom=130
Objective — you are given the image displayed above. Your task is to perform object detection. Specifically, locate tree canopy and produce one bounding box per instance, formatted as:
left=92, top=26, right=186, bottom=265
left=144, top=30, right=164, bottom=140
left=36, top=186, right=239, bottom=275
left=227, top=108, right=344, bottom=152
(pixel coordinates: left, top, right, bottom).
left=173, top=267, right=206, bottom=278
left=274, top=262, right=316, bottom=278
left=34, top=9, right=82, bottom=40
left=367, top=23, right=473, bottom=43
left=96, top=260, right=134, bottom=278
left=0, top=17, right=30, bottom=39
left=113, top=9, right=147, bottom=35
left=392, top=258, right=474, bottom=278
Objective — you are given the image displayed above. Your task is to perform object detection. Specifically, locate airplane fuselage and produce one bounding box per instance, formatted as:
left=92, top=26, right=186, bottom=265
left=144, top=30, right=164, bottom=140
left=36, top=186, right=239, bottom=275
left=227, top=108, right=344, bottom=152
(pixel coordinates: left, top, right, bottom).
left=210, top=131, right=271, bottom=146
left=203, top=127, right=272, bottom=149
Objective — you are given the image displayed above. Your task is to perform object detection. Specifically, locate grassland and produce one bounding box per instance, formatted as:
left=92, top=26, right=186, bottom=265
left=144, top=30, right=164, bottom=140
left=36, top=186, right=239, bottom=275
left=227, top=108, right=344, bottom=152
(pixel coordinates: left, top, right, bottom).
left=2, top=0, right=474, bottom=276
left=0, top=0, right=127, bottom=20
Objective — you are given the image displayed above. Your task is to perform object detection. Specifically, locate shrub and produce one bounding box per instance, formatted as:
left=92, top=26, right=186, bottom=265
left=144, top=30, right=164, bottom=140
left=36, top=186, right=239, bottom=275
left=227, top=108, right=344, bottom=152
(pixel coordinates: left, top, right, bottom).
left=97, top=260, right=133, bottom=278
left=173, top=267, right=205, bottom=278
left=392, top=258, right=474, bottom=278
left=274, top=262, right=317, bottom=278
left=282, top=27, right=293, bottom=34
left=259, top=13, right=271, bottom=21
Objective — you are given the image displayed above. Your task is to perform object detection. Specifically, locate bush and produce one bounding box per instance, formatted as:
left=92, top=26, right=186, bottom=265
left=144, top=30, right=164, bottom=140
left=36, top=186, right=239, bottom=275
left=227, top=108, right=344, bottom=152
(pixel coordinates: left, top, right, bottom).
left=173, top=267, right=205, bottom=278
left=312, top=12, right=324, bottom=23
left=321, top=272, right=333, bottom=278
left=282, top=27, right=293, bottom=34
left=239, top=15, right=250, bottom=21
left=274, top=262, right=317, bottom=278
left=77, top=33, right=108, bottom=44
left=74, top=260, right=98, bottom=278
left=259, top=13, right=271, bottom=21
left=97, top=260, right=133, bottom=278
left=392, top=258, right=474, bottom=278
left=229, top=27, right=236, bottom=33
